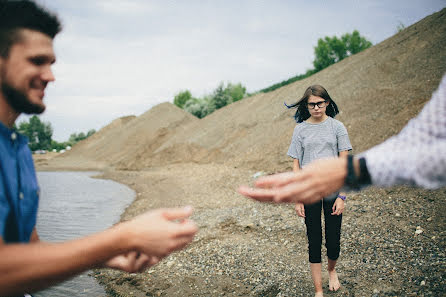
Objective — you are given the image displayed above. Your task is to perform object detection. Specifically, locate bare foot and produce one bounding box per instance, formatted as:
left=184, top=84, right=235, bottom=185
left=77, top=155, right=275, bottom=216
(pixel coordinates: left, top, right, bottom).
left=315, top=292, right=323, bottom=297
left=328, top=269, right=341, bottom=291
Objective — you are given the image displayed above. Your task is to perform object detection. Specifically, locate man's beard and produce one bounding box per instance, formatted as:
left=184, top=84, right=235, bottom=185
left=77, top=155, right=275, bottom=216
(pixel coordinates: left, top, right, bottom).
left=1, top=82, right=45, bottom=114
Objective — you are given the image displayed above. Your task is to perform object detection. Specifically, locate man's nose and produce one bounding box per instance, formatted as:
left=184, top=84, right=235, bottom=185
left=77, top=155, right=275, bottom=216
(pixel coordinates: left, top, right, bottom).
left=42, top=66, right=55, bottom=82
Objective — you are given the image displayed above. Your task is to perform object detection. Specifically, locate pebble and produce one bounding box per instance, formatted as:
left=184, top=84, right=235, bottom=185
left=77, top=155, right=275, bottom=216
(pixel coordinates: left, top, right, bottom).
left=252, top=171, right=265, bottom=179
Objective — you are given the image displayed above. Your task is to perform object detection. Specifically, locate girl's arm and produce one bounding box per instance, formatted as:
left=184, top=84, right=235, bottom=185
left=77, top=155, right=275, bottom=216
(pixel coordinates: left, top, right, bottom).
left=330, top=151, right=349, bottom=215
left=339, top=151, right=348, bottom=196
left=293, top=159, right=300, bottom=173
left=293, top=159, right=306, bottom=217
left=338, top=151, right=349, bottom=158
left=338, top=151, right=349, bottom=198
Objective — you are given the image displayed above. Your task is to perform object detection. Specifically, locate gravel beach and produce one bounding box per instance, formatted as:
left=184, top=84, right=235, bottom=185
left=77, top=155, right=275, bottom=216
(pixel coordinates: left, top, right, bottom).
left=89, top=164, right=446, bottom=297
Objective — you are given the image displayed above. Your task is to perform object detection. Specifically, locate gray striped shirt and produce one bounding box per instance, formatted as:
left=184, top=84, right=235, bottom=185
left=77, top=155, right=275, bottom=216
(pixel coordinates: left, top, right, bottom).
left=287, top=117, right=352, bottom=168
left=287, top=117, right=352, bottom=199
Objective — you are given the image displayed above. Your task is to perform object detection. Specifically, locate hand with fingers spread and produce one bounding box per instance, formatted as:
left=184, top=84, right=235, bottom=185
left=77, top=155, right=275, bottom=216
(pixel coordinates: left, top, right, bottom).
left=104, top=252, right=159, bottom=273
left=238, top=157, right=347, bottom=205
left=120, top=206, right=198, bottom=258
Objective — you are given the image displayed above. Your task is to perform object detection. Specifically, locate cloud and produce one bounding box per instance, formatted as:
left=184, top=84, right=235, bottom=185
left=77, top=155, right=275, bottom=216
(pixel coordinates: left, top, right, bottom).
left=94, top=0, right=159, bottom=15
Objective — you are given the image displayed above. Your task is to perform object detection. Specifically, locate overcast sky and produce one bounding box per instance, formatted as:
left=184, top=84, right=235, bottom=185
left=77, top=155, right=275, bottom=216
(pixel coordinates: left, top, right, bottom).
left=25, top=0, right=445, bottom=141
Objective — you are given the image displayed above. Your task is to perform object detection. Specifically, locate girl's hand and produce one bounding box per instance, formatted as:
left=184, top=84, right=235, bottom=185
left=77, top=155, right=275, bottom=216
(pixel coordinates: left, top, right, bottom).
left=295, top=202, right=305, bottom=217
left=331, top=198, right=345, bottom=215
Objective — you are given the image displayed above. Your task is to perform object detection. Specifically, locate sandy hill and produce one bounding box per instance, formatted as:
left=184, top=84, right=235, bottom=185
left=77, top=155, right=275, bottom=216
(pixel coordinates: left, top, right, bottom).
left=41, top=8, right=446, bottom=172
left=43, top=103, right=197, bottom=170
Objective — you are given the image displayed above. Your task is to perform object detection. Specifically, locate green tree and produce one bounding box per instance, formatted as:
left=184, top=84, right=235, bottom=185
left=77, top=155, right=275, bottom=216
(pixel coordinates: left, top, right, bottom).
left=212, top=83, right=233, bottom=109
left=342, top=30, right=373, bottom=55
left=86, top=129, right=96, bottom=137
left=179, top=82, right=247, bottom=118
left=18, top=116, right=53, bottom=151
left=50, top=140, right=70, bottom=151
left=226, top=82, right=246, bottom=102
left=184, top=96, right=216, bottom=119
left=173, top=90, right=192, bottom=108
left=313, top=30, right=372, bottom=72
left=68, top=129, right=96, bottom=145
left=396, top=21, right=406, bottom=33
left=201, top=95, right=217, bottom=117
left=210, top=82, right=247, bottom=110
left=259, top=69, right=316, bottom=93
left=259, top=31, right=371, bottom=94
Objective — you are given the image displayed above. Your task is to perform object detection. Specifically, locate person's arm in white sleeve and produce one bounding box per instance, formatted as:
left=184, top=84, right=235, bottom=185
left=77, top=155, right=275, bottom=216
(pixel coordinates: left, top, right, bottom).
left=362, top=74, right=446, bottom=188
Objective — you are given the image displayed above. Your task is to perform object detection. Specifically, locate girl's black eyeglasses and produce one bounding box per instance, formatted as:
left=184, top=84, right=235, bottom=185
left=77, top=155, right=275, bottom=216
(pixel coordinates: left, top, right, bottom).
left=307, top=100, right=327, bottom=109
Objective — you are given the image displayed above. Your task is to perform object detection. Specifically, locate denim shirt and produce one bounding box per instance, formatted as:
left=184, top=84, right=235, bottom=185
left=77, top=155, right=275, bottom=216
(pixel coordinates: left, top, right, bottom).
left=0, top=122, right=39, bottom=243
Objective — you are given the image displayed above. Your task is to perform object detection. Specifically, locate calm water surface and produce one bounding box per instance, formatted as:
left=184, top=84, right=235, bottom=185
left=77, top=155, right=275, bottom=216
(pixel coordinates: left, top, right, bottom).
left=34, top=172, right=135, bottom=297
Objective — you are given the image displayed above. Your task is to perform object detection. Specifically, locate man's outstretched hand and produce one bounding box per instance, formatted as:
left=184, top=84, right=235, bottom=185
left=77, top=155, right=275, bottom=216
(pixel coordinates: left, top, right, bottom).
left=238, top=157, right=347, bottom=204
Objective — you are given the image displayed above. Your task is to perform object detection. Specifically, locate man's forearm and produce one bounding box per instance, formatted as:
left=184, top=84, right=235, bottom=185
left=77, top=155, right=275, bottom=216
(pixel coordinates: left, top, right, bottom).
left=0, top=223, right=131, bottom=295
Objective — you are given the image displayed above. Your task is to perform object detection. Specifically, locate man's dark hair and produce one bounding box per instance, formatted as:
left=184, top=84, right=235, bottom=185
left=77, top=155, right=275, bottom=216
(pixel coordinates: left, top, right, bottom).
left=0, top=0, right=62, bottom=57
left=285, top=84, right=339, bottom=123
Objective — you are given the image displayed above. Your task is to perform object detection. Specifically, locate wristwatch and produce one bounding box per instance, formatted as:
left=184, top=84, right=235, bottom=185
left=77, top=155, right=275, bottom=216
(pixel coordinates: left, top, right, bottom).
left=345, top=155, right=371, bottom=190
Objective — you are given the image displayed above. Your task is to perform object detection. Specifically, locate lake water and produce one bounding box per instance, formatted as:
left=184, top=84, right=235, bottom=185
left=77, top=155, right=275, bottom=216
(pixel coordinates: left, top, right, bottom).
left=34, top=172, right=135, bottom=297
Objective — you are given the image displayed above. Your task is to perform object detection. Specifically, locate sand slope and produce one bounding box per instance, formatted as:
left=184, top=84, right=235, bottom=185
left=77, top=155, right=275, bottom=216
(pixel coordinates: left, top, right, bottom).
left=39, top=103, right=197, bottom=170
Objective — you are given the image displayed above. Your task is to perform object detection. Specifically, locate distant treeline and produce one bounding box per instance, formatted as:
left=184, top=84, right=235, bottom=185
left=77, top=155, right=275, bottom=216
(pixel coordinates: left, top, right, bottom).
left=15, top=115, right=95, bottom=152
left=259, top=69, right=317, bottom=93
left=259, top=30, right=372, bottom=93
left=174, top=30, right=372, bottom=117
left=174, top=82, right=247, bottom=119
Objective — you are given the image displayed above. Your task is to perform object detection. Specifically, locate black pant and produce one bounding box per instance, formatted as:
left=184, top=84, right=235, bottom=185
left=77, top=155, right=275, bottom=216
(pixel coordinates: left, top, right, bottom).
left=304, top=198, right=342, bottom=263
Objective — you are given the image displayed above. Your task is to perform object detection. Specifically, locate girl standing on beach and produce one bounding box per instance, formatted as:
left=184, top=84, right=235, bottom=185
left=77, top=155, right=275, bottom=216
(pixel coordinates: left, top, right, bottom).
left=286, top=85, right=352, bottom=296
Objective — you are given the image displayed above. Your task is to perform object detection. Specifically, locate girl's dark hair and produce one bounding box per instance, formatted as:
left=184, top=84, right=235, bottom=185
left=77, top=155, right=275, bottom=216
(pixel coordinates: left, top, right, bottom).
left=285, top=85, right=339, bottom=123
left=0, top=0, right=62, bottom=57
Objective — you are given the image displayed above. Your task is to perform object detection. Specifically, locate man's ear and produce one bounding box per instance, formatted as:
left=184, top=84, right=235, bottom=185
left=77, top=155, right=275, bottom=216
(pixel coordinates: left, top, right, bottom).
left=0, top=55, right=5, bottom=71
left=0, top=58, right=4, bottom=84
left=0, top=58, right=3, bottom=83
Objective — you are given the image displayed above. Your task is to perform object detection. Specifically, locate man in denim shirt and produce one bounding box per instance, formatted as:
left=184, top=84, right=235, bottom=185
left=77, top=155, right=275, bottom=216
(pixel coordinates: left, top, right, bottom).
left=0, top=1, right=198, bottom=295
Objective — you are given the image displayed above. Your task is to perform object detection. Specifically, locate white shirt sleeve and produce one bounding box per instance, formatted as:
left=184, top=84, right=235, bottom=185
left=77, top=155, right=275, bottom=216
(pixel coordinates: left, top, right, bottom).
left=360, top=74, right=446, bottom=188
